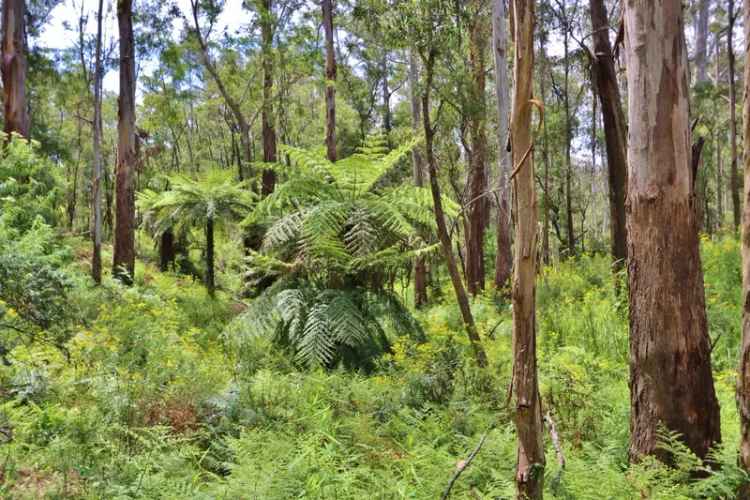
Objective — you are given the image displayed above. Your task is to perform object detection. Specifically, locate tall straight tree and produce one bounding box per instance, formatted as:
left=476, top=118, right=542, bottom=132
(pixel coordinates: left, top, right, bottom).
left=728, top=0, right=740, bottom=231
left=408, top=50, right=428, bottom=308
left=695, top=0, right=710, bottom=84
left=491, top=0, right=512, bottom=289
left=91, top=0, right=104, bottom=284
left=259, top=0, right=276, bottom=195
left=589, top=0, right=627, bottom=280
left=464, top=0, right=490, bottom=296
left=1, top=0, right=28, bottom=138
left=623, top=0, right=721, bottom=461
left=510, top=0, right=544, bottom=497
left=738, top=0, right=750, bottom=489
left=113, top=0, right=137, bottom=283
left=322, top=0, right=336, bottom=161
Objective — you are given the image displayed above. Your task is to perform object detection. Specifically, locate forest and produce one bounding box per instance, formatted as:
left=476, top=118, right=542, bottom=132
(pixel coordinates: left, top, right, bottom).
left=1, top=0, right=750, bottom=498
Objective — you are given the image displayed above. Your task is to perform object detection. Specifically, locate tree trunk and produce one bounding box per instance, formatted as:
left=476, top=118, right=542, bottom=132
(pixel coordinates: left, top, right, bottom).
left=562, top=22, right=575, bottom=257
left=381, top=54, right=392, bottom=138
left=206, top=218, right=215, bottom=297
left=728, top=0, right=740, bottom=232
left=322, top=0, right=336, bottom=162
left=589, top=0, right=628, bottom=281
left=92, top=0, right=104, bottom=284
left=1, top=0, right=28, bottom=138
left=695, top=0, right=710, bottom=84
left=510, top=1, right=545, bottom=498
left=465, top=1, right=490, bottom=296
left=260, top=0, right=276, bottom=196
left=421, top=48, right=487, bottom=368
left=539, top=30, right=551, bottom=265
left=492, top=0, right=512, bottom=289
left=738, top=0, right=750, bottom=492
left=113, top=0, right=136, bottom=284
left=623, top=0, right=721, bottom=462
left=160, top=228, right=176, bottom=272
left=409, top=50, right=428, bottom=308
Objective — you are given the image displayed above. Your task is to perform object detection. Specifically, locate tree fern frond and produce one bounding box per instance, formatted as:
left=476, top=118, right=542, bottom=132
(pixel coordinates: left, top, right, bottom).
left=296, top=302, right=336, bottom=368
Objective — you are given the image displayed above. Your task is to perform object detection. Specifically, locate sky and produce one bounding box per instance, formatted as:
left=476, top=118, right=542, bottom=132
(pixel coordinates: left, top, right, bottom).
left=38, top=0, right=253, bottom=91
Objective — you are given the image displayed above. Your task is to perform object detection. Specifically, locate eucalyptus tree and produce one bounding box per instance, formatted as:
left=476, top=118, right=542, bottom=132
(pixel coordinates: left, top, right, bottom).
left=322, top=0, right=336, bottom=161
left=510, top=0, right=544, bottom=496
left=624, top=0, right=720, bottom=462
left=113, top=0, right=137, bottom=284
left=588, top=0, right=627, bottom=282
left=91, top=0, right=104, bottom=284
left=2, top=0, right=29, bottom=138
left=739, top=0, right=750, bottom=491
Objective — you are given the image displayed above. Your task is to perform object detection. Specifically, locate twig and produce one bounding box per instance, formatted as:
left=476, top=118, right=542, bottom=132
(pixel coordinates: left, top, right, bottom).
left=441, top=432, right=489, bottom=500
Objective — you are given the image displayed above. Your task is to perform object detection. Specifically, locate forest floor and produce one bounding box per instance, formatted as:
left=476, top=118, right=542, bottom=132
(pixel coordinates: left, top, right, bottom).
left=0, top=232, right=747, bottom=499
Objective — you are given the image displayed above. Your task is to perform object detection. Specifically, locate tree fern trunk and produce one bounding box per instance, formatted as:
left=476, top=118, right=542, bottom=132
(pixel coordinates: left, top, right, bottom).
left=206, top=218, right=215, bottom=297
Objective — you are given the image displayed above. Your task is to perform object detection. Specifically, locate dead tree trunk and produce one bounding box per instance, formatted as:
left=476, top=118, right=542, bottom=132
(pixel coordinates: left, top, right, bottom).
left=92, top=0, right=104, bottom=284
left=420, top=48, right=487, bottom=368
left=492, top=0, right=512, bottom=289
left=1, top=0, right=28, bottom=138
left=322, top=0, right=337, bottom=162
left=589, top=0, right=628, bottom=280
left=409, top=50, right=428, bottom=308
left=510, top=0, right=545, bottom=497
left=623, top=0, right=721, bottom=462
left=113, top=0, right=137, bottom=284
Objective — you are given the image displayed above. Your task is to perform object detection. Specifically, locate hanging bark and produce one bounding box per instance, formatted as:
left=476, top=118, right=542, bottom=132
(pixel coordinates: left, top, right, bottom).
left=113, top=0, right=137, bottom=284
left=409, top=50, right=428, bottom=308
left=738, top=1, right=750, bottom=492
left=492, top=0, right=512, bottom=289
left=91, top=0, right=104, bottom=284
left=728, top=0, right=740, bottom=232
left=623, top=0, right=721, bottom=462
left=465, top=0, right=490, bottom=296
left=1, top=0, right=28, bottom=138
left=510, top=0, right=544, bottom=497
left=420, top=48, right=487, bottom=368
left=260, top=0, right=276, bottom=196
left=589, top=0, right=628, bottom=280
left=322, top=0, right=336, bottom=162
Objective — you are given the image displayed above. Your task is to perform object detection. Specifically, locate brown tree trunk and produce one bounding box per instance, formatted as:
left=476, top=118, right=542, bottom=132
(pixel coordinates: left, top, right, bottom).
left=539, top=30, right=551, bottom=265
left=159, top=228, right=176, bottom=272
left=381, top=54, right=392, bottom=138
left=206, top=218, right=215, bottom=297
left=492, top=0, right=512, bottom=289
left=465, top=1, right=490, bottom=296
left=92, top=0, right=104, bottom=284
left=589, top=0, right=628, bottom=280
left=728, top=0, right=740, bottom=232
left=113, top=0, right=136, bottom=284
left=420, top=48, right=487, bottom=368
left=737, top=0, right=750, bottom=493
left=409, top=50, right=428, bottom=308
left=322, top=0, right=336, bottom=162
left=260, top=0, right=276, bottom=196
left=1, top=0, right=28, bottom=138
left=510, top=1, right=544, bottom=498
left=623, top=0, right=721, bottom=463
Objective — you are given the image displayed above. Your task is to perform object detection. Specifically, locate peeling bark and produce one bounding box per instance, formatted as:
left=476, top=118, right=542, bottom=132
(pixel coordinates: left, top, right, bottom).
left=624, top=0, right=721, bottom=462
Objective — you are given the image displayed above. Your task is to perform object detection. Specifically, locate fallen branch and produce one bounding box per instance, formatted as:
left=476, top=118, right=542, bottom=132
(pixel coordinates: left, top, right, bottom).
left=544, top=411, right=565, bottom=469
left=441, top=432, right=489, bottom=500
